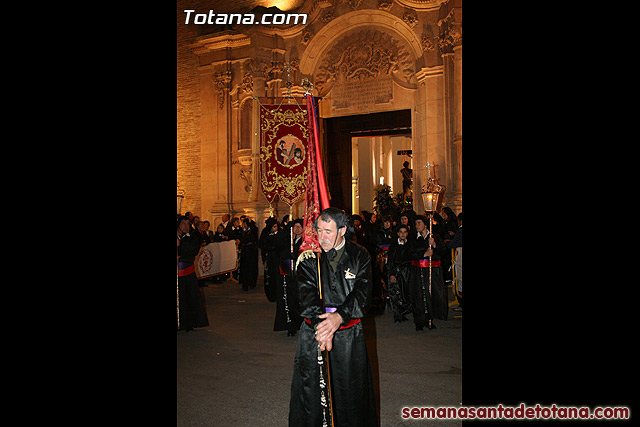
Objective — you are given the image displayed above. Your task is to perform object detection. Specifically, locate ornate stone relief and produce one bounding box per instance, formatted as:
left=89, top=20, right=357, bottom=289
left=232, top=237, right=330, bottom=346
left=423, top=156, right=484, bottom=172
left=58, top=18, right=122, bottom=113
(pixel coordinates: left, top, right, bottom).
left=403, top=10, right=418, bottom=28
left=314, top=28, right=414, bottom=93
left=421, top=33, right=435, bottom=52
left=301, top=28, right=314, bottom=45
left=214, top=70, right=232, bottom=109
left=377, top=0, right=394, bottom=11
left=322, top=11, right=335, bottom=24
left=241, top=73, right=253, bottom=94
left=437, top=11, right=461, bottom=54
left=240, top=168, right=252, bottom=193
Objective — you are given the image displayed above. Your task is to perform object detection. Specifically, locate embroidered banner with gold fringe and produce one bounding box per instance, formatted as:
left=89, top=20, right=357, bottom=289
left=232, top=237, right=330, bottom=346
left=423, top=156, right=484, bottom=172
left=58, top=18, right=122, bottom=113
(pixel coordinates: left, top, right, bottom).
left=259, top=101, right=308, bottom=206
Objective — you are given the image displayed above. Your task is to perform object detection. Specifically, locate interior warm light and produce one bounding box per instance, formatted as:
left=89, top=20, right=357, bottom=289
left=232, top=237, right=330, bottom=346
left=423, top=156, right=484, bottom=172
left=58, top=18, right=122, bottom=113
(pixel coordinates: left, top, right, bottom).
left=266, top=0, right=305, bottom=11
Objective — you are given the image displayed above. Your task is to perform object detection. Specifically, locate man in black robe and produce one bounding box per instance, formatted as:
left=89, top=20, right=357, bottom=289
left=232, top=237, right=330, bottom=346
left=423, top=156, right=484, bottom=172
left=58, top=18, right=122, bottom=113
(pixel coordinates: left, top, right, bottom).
left=259, top=217, right=280, bottom=302
left=238, top=218, right=258, bottom=291
left=408, top=215, right=448, bottom=331
left=289, top=208, right=378, bottom=427
left=387, top=224, right=412, bottom=323
left=177, top=215, right=209, bottom=331
left=274, top=218, right=303, bottom=335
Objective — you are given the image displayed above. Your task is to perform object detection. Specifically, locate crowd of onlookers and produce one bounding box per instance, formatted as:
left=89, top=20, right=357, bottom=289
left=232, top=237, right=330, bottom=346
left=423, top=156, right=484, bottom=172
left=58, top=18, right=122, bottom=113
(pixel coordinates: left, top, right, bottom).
left=179, top=206, right=462, bottom=319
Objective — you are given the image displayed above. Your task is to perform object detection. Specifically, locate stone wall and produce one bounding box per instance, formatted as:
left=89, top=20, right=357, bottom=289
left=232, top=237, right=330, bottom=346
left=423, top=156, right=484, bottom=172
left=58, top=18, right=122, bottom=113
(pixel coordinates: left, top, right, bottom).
left=177, top=0, right=462, bottom=224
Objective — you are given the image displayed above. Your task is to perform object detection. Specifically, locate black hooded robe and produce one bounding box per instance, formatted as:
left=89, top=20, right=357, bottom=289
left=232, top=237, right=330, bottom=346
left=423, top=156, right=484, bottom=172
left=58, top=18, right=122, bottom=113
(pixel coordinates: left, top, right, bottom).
left=288, top=241, right=378, bottom=427
left=408, top=231, right=449, bottom=327
left=177, top=233, right=209, bottom=331
left=273, top=225, right=303, bottom=333
left=386, top=239, right=413, bottom=321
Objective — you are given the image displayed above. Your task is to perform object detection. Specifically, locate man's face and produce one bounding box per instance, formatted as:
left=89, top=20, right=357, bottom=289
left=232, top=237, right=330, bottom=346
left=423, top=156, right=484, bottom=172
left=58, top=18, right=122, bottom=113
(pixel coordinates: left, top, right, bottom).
left=397, top=228, right=408, bottom=240
left=415, top=219, right=425, bottom=233
left=222, top=214, right=230, bottom=222
left=293, top=223, right=303, bottom=236
left=178, top=220, right=190, bottom=235
left=316, top=218, right=345, bottom=252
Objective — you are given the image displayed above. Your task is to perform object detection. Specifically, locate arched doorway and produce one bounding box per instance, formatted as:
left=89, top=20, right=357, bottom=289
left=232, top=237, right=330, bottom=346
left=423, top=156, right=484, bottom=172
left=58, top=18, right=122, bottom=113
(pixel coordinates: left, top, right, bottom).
left=322, top=109, right=411, bottom=213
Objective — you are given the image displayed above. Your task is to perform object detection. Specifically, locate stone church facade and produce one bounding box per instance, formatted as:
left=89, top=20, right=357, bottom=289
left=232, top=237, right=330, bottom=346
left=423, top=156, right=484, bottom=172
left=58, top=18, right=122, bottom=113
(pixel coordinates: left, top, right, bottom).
left=177, top=0, right=461, bottom=227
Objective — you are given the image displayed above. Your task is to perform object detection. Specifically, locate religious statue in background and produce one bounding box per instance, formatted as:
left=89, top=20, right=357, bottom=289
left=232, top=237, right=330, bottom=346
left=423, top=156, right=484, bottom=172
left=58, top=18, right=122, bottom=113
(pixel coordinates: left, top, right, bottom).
left=401, top=161, right=413, bottom=200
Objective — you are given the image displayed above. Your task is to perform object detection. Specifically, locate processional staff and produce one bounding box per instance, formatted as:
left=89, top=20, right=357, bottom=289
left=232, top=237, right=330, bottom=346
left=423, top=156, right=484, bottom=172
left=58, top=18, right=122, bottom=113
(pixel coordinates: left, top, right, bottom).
left=303, top=84, right=335, bottom=427
left=317, top=255, right=335, bottom=427
left=421, top=162, right=444, bottom=328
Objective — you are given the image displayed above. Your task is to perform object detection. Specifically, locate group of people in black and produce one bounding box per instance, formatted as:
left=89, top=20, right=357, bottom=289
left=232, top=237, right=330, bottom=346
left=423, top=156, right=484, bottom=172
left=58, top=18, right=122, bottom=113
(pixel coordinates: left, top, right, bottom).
left=342, top=207, right=462, bottom=331
left=177, top=206, right=462, bottom=334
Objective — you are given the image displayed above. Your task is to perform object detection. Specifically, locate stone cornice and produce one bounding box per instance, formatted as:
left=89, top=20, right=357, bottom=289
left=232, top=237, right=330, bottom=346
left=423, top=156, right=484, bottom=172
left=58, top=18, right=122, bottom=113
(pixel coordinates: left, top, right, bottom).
left=415, top=65, right=444, bottom=83
left=395, top=0, right=448, bottom=12
left=189, top=33, right=251, bottom=55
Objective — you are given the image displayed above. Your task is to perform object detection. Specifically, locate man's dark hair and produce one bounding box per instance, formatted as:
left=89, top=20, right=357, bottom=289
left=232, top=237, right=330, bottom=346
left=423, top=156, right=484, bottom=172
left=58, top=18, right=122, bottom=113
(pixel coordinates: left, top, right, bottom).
left=177, top=215, right=189, bottom=230
left=314, top=207, right=352, bottom=233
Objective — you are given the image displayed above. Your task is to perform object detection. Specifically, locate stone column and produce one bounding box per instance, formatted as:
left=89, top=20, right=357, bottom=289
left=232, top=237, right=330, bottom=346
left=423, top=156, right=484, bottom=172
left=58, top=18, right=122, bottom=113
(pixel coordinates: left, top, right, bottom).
left=451, top=41, right=462, bottom=212
left=438, top=4, right=462, bottom=213
left=203, top=66, right=233, bottom=224
left=415, top=65, right=446, bottom=214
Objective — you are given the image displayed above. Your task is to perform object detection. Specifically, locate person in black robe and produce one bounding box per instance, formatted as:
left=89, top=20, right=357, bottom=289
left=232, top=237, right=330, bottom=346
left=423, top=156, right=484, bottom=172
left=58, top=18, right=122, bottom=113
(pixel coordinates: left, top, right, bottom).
left=177, top=215, right=209, bottom=331
left=441, top=207, right=459, bottom=240
left=259, top=217, right=280, bottom=302
left=238, top=218, right=258, bottom=291
left=373, top=215, right=394, bottom=310
left=408, top=215, right=448, bottom=331
left=433, top=212, right=453, bottom=285
left=386, top=224, right=412, bottom=322
left=228, top=217, right=242, bottom=282
left=274, top=218, right=303, bottom=336
left=289, top=208, right=377, bottom=427
left=212, top=224, right=228, bottom=243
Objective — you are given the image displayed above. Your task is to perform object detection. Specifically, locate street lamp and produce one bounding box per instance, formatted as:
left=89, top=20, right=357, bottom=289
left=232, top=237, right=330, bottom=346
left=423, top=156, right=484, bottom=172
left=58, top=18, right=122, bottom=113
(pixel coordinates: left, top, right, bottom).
left=420, top=162, right=444, bottom=213
left=419, top=162, right=445, bottom=328
left=177, top=181, right=186, bottom=214
left=422, top=190, right=439, bottom=212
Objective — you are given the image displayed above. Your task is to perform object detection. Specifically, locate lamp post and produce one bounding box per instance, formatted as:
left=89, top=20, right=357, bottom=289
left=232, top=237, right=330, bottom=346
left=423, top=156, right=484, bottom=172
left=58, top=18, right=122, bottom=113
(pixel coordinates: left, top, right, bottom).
left=177, top=181, right=186, bottom=215
left=177, top=179, right=186, bottom=329
left=420, top=162, right=444, bottom=327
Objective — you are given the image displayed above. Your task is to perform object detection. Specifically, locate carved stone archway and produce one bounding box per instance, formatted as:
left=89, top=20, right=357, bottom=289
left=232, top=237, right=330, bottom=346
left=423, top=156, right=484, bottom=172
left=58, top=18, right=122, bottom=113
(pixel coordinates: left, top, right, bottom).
left=299, top=10, right=423, bottom=81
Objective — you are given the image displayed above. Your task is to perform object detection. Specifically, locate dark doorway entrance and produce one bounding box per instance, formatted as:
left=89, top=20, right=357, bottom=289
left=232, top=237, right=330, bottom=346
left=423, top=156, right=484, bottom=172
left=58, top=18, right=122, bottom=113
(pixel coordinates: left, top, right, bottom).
left=322, top=109, right=411, bottom=213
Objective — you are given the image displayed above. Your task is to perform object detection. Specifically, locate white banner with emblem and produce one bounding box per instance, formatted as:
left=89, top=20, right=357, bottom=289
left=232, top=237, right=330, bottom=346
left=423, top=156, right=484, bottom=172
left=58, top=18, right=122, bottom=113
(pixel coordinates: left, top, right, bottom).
left=195, top=240, right=238, bottom=279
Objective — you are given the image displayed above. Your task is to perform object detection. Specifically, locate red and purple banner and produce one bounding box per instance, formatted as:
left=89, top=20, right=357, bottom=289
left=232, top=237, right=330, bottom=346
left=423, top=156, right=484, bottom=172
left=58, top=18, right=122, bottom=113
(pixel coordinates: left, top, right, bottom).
left=259, top=102, right=309, bottom=206
left=299, top=94, right=330, bottom=254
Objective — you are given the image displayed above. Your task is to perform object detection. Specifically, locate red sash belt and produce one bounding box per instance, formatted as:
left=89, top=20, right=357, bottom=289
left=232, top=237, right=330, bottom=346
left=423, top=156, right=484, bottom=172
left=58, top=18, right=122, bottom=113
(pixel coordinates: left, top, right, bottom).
left=178, top=264, right=195, bottom=276
left=304, top=317, right=361, bottom=330
left=411, top=259, right=441, bottom=268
